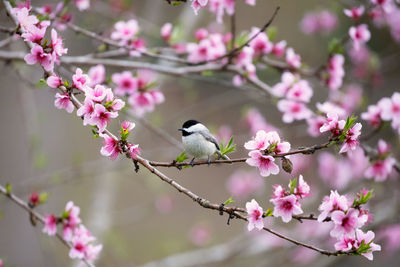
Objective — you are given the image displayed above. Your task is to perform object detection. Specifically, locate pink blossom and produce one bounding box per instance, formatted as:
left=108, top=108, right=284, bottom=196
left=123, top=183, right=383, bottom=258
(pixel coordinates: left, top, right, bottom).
left=277, top=99, right=312, bottom=123
left=14, top=7, right=38, bottom=32
left=85, top=84, right=107, bottom=103
left=85, top=244, right=103, bottom=263
left=270, top=194, right=303, bottom=223
left=191, top=0, right=208, bottom=15
left=244, top=130, right=270, bottom=150
left=300, top=10, right=338, bottom=35
left=111, top=19, right=139, bottom=44
left=244, top=108, right=278, bottom=135
left=245, top=0, right=256, bottom=5
left=73, top=68, right=90, bottom=90
left=235, top=46, right=254, bottom=68
left=43, top=214, right=57, bottom=236
left=344, top=6, right=365, bottom=19
left=0, top=259, right=3, bottom=267
left=69, top=236, right=88, bottom=259
left=319, top=112, right=345, bottom=134
left=361, top=104, right=382, bottom=128
left=379, top=92, right=400, bottom=122
left=330, top=208, right=368, bottom=238
left=330, top=85, right=362, bottom=114
left=50, top=29, right=67, bottom=58
left=272, top=185, right=286, bottom=199
left=121, top=121, right=135, bottom=133
left=99, top=133, right=121, bottom=160
left=294, top=175, right=310, bottom=198
left=62, top=201, right=82, bottom=241
left=91, top=104, right=118, bottom=133
left=195, top=28, right=208, bottom=41
left=349, top=24, right=371, bottom=50
left=128, top=92, right=155, bottom=116
left=265, top=131, right=291, bottom=154
left=74, top=0, right=90, bottom=11
left=365, top=157, right=396, bottom=182
left=249, top=27, right=273, bottom=56
left=272, top=72, right=296, bottom=97
left=339, top=122, right=362, bottom=154
left=286, top=80, right=313, bottom=103
left=285, top=47, right=301, bottom=68
left=316, top=101, right=347, bottom=118
left=208, top=0, right=235, bottom=23
left=318, top=152, right=352, bottom=189
left=377, top=224, right=400, bottom=255
left=29, top=192, right=40, bottom=206
left=226, top=170, right=264, bottom=199
left=318, top=190, right=349, bottom=222
left=24, top=44, right=54, bottom=72
left=161, top=23, right=173, bottom=41
left=271, top=40, right=287, bottom=58
left=47, top=75, right=62, bottom=88
left=354, top=229, right=381, bottom=260
left=21, top=22, right=48, bottom=43
left=128, top=144, right=140, bottom=159
left=326, top=54, right=345, bottom=90
left=371, top=0, right=394, bottom=13
left=334, top=235, right=356, bottom=251
left=55, top=93, right=74, bottom=113
left=246, top=199, right=264, bottom=231
left=189, top=224, right=211, bottom=246
left=88, top=65, right=105, bottom=87
left=77, top=99, right=95, bottom=125
left=246, top=150, right=279, bottom=177
left=105, top=88, right=125, bottom=112
left=307, top=116, right=326, bottom=137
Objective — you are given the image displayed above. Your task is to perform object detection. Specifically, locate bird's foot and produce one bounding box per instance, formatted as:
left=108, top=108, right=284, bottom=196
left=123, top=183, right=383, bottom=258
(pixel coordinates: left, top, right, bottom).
left=207, top=156, right=211, bottom=166
left=190, top=158, right=195, bottom=167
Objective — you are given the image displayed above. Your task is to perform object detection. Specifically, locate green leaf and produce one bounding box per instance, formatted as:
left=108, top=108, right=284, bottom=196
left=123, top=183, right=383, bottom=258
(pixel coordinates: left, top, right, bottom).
left=39, top=192, right=49, bottom=204
left=328, top=38, right=344, bottom=55
left=144, top=81, right=158, bottom=90
left=172, top=1, right=183, bottom=6
left=289, top=177, right=297, bottom=194
left=61, top=210, right=70, bottom=220
left=170, top=24, right=184, bottom=43
left=201, top=70, right=214, bottom=76
left=36, top=78, right=47, bottom=88
left=175, top=151, right=188, bottom=163
left=5, top=183, right=12, bottom=195
left=267, top=26, right=277, bottom=41
left=220, top=136, right=236, bottom=156
left=344, top=115, right=358, bottom=131
left=263, top=208, right=273, bottom=217
left=64, top=80, right=69, bottom=87
left=223, top=196, right=235, bottom=205
left=91, top=127, right=99, bottom=139
left=356, top=240, right=373, bottom=254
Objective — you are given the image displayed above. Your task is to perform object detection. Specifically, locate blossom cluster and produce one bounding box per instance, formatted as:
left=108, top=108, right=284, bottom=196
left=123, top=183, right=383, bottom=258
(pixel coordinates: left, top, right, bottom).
left=244, top=130, right=290, bottom=177
left=318, top=190, right=380, bottom=260
left=112, top=69, right=165, bottom=116
left=300, top=10, right=338, bottom=35
left=270, top=175, right=310, bottom=222
left=324, top=54, right=345, bottom=90
left=365, top=139, right=397, bottom=182
left=110, top=19, right=146, bottom=56
left=43, top=201, right=102, bottom=263
left=361, top=92, right=400, bottom=134
left=190, top=0, right=256, bottom=21
left=13, top=5, right=67, bottom=72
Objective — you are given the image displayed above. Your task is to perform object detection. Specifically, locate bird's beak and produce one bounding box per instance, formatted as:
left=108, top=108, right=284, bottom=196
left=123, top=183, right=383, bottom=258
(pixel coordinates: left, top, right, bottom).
left=178, top=128, right=183, bottom=131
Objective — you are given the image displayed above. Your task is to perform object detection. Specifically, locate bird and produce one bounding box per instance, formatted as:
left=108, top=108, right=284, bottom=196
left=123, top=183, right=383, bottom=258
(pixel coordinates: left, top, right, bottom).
left=178, top=119, right=230, bottom=167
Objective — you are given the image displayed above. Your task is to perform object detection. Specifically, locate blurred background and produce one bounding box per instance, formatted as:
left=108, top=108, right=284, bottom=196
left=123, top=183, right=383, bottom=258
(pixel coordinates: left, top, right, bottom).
left=0, top=0, right=399, bottom=266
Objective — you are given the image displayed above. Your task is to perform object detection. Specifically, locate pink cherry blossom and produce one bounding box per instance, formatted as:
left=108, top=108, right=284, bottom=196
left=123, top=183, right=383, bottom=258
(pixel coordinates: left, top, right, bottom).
left=161, top=23, right=173, bottom=41
left=285, top=47, right=301, bottom=68
left=195, top=28, right=208, bottom=40
left=74, top=0, right=90, bottom=11
left=326, top=54, right=345, bottom=90
left=226, top=170, right=264, bottom=199
left=43, top=214, right=57, bottom=236
left=319, top=112, right=345, bottom=134
left=244, top=130, right=270, bottom=150
left=121, top=121, right=135, bottom=133
left=334, top=235, right=356, bottom=251
left=73, top=68, right=90, bottom=90
left=379, top=92, right=400, bottom=122
left=300, top=11, right=338, bottom=35
left=235, top=46, right=254, bottom=68
left=354, top=229, right=381, bottom=260
left=344, top=6, right=365, bottom=19
left=246, top=150, right=279, bottom=177
left=21, top=21, right=49, bottom=43
left=249, top=27, right=273, bottom=56
left=294, top=175, right=310, bottom=198
left=111, top=19, right=139, bottom=44
left=24, top=44, right=54, bottom=72
left=265, top=131, right=291, bottom=154
left=307, top=116, right=326, bottom=137
left=371, top=0, right=394, bottom=13
left=330, top=208, right=368, bottom=238
left=316, top=101, right=347, bottom=118
left=105, top=88, right=125, bottom=112
left=377, top=224, right=400, bottom=255
left=63, top=201, right=82, bottom=241
left=88, top=65, right=105, bottom=87
left=77, top=99, right=95, bottom=126
left=270, top=194, right=303, bottom=223
left=318, top=190, right=349, bottom=222
left=47, top=75, right=62, bottom=88
left=349, top=24, right=371, bottom=50
left=128, top=92, right=155, bottom=116
left=69, top=235, right=88, bottom=259
left=244, top=108, right=278, bottom=135
left=91, top=104, right=118, bottom=133
left=272, top=72, right=296, bottom=97
left=339, top=122, right=362, bottom=154
left=246, top=199, right=264, bottom=231
left=286, top=80, right=313, bottom=103
left=128, top=143, right=140, bottom=159
left=14, top=7, right=38, bottom=32
left=365, top=157, right=396, bottom=182
left=85, top=84, right=107, bottom=102
left=318, top=152, right=352, bottom=189
left=272, top=185, right=286, bottom=199
left=208, top=0, right=235, bottom=23
left=54, top=93, right=74, bottom=113
left=191, top=0, right=208, bottom=15
left=85, top=244, right=103, bottom=263
left=245, top=0, right=256, bottom=5
left=361, top=104, right=382, bottom=128
left=189, top=224, right=211, bottom=246
left=277, top=99, right=312, bottom=123
left=50, top=29, right=67, bottom=58
left=99, top=133, right=121, bottom=160
left=271, top=40, right=287, bottom=58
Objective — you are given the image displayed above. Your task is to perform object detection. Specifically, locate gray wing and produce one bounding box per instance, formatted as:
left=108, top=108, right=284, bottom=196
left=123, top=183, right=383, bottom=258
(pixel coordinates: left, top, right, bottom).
left=199, top=131, right=220, bottom=151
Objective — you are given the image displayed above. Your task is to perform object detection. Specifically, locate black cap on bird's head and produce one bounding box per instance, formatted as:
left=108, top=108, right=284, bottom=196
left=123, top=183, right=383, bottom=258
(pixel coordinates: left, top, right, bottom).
left=178, top=120, right=200, bottom=136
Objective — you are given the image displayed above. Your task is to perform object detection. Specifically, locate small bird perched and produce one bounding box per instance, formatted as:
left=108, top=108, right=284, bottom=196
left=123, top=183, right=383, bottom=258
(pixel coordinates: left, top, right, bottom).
left=178, top=120, right=230, bottom=166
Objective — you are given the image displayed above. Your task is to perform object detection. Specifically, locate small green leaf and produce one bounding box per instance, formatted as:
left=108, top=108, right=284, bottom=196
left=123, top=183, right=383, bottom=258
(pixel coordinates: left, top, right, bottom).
left=289, top=178, right=297, bottom=194
left=201, top=70, right=214, bottom=76
left=266, top=26, right=277, bottom=41
left=61, top=210, right=70, bottom=220
left=36, top=78, right=47, bottom=88
left=64, top=80, right=69, bottom=87
left=172, top=1, right=183, bottom=6
left=5, top=183, right=12, bottom=195
left=97, top=43, right=108, bottom=53
left=39, top=192, right=49, bottom=204
left=328, top=38, right=344, bottom=55
left=144, top=81, right=157, bottom=90
left=175, top=151, right=188, bottom=163
left=223, top=196, right=235, bottom=205
left=263, top=208, right=273, bottom=217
